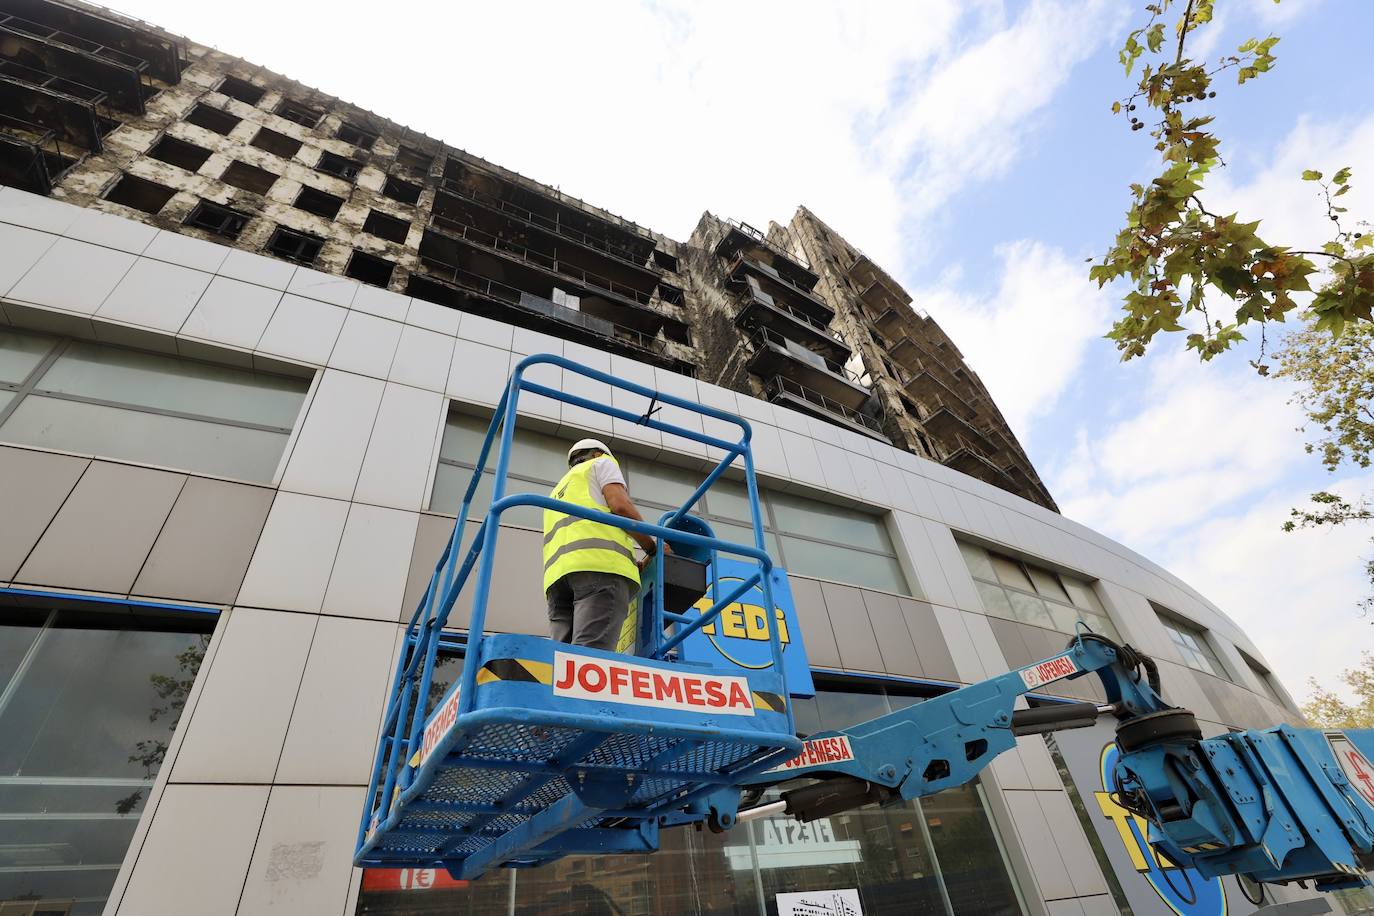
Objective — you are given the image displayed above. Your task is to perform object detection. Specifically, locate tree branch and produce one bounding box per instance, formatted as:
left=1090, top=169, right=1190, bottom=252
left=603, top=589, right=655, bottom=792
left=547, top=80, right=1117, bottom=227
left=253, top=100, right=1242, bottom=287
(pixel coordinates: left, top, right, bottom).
left=1190, top=194, right=1218, bottom=218
left=1175, top=0, right=1197, bottom=66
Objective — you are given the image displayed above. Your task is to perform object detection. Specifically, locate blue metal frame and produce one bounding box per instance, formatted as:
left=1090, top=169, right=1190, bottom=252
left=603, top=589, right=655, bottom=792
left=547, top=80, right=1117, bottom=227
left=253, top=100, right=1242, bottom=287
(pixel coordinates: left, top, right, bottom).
left=356, top=353, right=800, bottom=877
left=0, top=586, right=223, bottom=617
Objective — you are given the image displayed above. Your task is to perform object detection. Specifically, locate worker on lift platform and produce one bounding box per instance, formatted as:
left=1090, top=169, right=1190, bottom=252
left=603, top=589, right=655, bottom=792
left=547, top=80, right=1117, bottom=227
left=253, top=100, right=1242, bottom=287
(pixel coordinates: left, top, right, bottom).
left=543, top=437, right=669, bottom=651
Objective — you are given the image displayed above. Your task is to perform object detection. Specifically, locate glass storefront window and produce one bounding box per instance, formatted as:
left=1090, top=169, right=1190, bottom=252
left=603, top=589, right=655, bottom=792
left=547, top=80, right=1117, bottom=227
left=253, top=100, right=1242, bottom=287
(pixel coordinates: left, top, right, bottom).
left=1334, top=886, right=1374, bottom=916
left=0, top=604, right=215, bottom=915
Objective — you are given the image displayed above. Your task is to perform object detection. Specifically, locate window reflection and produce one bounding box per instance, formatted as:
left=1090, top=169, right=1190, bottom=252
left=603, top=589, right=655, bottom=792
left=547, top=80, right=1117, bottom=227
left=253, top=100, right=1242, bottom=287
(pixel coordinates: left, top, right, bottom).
left=431, top=411, right=912, bottom=595
left=0, top=328, right=309, bottom=484
left=0, top=605, right=214, bottom=915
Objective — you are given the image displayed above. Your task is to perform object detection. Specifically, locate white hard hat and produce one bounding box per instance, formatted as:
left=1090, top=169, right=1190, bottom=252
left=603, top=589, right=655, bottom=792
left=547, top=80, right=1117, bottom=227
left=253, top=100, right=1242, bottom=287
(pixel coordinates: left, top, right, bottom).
left=568, top=438, right=612, bottom=463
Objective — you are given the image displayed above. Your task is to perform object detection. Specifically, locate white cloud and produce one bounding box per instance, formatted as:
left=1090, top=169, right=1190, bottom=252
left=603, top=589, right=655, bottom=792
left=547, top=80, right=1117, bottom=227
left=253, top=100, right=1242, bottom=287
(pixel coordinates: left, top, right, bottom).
left=911, top=240, right=1114, bottom=440
left=876, top=0, right=1123, bottom=263
left=1163, top=472, right=1374, bottom=702
left=1052, top=354, right=1302, bottom=545
left=1208, top=112, right=1374, bottom=253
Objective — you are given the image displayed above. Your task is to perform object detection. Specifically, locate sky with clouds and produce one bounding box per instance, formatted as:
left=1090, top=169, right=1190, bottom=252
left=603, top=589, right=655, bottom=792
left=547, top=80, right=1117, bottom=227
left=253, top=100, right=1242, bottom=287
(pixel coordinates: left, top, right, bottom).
left=117, top=0, right=1372, bottom=700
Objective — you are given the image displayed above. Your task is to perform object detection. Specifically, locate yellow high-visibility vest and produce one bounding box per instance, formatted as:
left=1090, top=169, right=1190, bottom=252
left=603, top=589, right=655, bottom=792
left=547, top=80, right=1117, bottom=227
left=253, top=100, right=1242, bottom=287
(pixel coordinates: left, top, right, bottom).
left=542, top=457, right=640, bottom=591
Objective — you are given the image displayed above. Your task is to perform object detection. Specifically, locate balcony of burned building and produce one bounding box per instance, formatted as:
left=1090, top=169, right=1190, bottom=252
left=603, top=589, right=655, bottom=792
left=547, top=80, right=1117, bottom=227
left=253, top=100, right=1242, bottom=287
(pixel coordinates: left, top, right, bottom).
left=941, top=438, right=1018, bottom=492
left=440, top=155, right=660, bottom=269
left=0, top=56, right=114, bottom=154
left=409, top=248, right=693, bottom=376
left=0, top=1, right=183, bottom=118
left=760, top=374, right=888, bottom=443
left=0, top=109, right=83, bottom=193
left=744, top=327, right=871, bottom=414
left=724, top=252, right=832, bottom=322
left=420, top=217, right=686, bottom=330
left=713, top=220, right=819, bottom=293
left=434, top=176, right=665, bottom=279
left=726, top=262, right=847, bottom=362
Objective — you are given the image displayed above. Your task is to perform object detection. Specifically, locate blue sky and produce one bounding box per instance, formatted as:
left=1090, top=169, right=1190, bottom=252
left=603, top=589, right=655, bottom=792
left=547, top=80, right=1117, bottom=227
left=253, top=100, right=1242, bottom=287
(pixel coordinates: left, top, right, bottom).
left=123, top=0, right=1372, bottom=698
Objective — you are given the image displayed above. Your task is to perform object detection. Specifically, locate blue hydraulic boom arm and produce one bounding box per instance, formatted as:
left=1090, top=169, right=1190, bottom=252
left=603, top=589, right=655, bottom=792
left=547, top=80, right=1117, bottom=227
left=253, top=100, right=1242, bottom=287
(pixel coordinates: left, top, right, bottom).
left=712, top=631, right=1374, bottom=895
left=356, top=351, right=1371, bottom=899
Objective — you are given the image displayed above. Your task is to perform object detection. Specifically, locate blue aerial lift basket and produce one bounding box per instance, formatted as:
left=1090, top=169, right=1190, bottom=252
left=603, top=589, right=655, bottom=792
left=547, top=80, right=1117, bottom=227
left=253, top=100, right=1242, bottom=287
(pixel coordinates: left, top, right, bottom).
left=354, top=354, right=803, bottom=879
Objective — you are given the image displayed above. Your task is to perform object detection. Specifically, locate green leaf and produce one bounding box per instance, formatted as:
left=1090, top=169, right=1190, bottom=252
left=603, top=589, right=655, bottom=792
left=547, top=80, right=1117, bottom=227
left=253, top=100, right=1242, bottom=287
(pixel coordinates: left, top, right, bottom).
left=1333, top=167, right=1352, bottom=185
left=1146, top=22, right=1165, bottom=52
left=1302, top=170, right=1323, bottom=181
left=1335, top=185, right=1351, bottom=197
left=1112, top=100, right=1122, bottom=114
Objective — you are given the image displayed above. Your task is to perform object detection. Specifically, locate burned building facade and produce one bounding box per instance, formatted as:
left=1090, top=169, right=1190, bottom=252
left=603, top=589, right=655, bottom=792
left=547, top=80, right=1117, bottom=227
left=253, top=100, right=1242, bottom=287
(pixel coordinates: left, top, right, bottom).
left=1, top=0, right=1051, bottom=510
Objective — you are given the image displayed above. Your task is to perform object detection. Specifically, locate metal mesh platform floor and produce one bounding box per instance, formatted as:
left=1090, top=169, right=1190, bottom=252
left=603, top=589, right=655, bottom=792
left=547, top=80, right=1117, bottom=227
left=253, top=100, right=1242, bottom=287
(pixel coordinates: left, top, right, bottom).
left=359, top=713, right=789, bottom=871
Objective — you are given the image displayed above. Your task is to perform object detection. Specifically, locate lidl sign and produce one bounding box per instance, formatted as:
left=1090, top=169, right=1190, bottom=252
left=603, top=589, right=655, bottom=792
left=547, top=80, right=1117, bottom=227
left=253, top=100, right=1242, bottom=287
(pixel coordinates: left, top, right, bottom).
left=618, top=556, right=813, bottom=697
left=683, top=558, right=814, bottom=697
left=1096, top=743, right=1227, bottom=916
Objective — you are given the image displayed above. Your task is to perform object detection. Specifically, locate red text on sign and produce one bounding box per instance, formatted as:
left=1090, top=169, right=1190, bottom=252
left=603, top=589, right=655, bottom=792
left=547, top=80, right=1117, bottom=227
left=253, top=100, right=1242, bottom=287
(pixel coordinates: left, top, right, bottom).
left=553, top=652, right=755, bottom=716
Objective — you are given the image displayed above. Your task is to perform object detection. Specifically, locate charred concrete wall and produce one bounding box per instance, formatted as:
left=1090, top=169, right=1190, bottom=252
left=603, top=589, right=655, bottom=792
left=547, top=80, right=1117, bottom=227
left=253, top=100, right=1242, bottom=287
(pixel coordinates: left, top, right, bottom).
left=682, top=213, right=761, bottom=395
left=788, top=206, right=1057, bottom=510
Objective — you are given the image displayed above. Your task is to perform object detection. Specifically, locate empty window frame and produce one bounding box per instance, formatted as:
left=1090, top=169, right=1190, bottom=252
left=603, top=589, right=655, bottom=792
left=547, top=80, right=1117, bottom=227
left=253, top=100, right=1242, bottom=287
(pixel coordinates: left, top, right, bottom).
left=0, top=328, right=310, bottom=482
left=148, top=134, right=212, bottom=172
left=336, top=122, right=378, bottom=150
left=294, top=185, right=345, bottom=220
left=1156, top=609, right=1231, bottom=680
left=316, top=151, right=360, bottom=181
left=103, top=174, right=176, bottom=214
left=345, top=251, right=395, bottom=287
left=216, top=75, right=265, bottom=105
left=220, top=160, right=278, bottom=195
left=382, top=175, right=421, bottom=205
left=184, top=103, right=240, bottom=136
left=431, top=411, right=910, bottom=594
left=396, top=145, right=433, bottom=172
left=656, top=282, right=685, bottom=305
left=184, top=200, right=250, bottom=239
left=265, top=226, right=324, bottom=265
left=959, top=541, right=1120, bottom=640
left=275, top=98, right=323, bottom=128
left=250, top=126, right=302, bottom=160
left=362, top=209, right=409, bottom=243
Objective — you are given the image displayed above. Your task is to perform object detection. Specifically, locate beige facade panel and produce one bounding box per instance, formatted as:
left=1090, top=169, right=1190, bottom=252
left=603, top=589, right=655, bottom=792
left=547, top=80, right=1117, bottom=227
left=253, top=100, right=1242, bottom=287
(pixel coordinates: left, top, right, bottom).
left=0, top=445, right=89, bottom=579
left=132, top=475, right=275, bottom=603
left=16, top=459, right=185, bottom=593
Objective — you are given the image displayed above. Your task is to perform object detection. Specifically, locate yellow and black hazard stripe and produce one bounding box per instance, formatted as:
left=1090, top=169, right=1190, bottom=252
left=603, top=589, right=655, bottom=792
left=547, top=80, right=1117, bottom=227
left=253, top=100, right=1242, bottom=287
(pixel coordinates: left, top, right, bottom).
left=1181, top=842, right=1225, bottom=854
left=476, top=657, right=553, bottom=686
left=752, top=691, right=786, bottom=714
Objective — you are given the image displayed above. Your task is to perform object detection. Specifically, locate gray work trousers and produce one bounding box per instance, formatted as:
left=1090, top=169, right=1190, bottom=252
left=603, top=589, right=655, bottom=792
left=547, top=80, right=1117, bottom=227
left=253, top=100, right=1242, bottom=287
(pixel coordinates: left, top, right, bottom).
left=546, top=570, right=635, bottom=652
